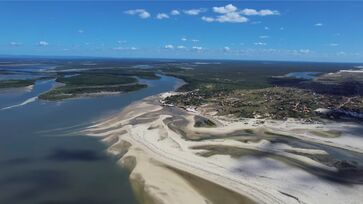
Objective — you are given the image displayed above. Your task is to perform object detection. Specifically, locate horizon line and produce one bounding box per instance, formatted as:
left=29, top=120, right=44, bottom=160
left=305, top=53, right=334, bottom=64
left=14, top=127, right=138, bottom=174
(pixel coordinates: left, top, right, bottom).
left=0, top=54, right=362, bottom=65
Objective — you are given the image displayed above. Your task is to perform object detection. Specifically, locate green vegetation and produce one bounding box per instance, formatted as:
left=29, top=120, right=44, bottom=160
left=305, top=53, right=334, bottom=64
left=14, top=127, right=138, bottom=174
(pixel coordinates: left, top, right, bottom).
left=161, top=61, right=363, bottom=121
left=79, top=68, right=161, bottom=80
left=166, top=86, right=363, bottom=120
left=0, top=79, right=36, bottom=89
left=159, top=61, right=347, bottom=92
left=39, top=74, right=147, bottom=100
left=57, top=74, right=137, bottom=85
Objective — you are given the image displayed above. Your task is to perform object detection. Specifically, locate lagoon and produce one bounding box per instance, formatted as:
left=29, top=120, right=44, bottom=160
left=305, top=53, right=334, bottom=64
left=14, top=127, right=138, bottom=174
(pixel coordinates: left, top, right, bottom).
left=0, top=74, right=182, bottom=204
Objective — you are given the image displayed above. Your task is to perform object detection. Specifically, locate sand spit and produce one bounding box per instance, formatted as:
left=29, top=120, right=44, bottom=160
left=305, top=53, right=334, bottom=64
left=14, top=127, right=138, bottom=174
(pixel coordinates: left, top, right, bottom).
left=83, top=94, right=363, bottom=204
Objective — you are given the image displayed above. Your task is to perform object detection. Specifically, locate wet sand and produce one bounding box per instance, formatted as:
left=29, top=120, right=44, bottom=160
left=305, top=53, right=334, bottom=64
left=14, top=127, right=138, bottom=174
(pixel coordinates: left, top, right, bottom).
left=84, top=93, right=363, bottom=204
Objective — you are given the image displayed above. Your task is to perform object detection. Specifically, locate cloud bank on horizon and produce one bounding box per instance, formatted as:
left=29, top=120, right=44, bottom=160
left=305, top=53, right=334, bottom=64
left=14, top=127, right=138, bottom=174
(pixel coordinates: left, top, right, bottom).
left=0, top=1, right=362, bottom=62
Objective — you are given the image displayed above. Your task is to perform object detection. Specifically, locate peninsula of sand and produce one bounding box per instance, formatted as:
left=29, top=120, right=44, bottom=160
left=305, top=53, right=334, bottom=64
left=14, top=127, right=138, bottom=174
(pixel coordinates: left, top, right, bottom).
left=83, top=92, right=363, bottom=204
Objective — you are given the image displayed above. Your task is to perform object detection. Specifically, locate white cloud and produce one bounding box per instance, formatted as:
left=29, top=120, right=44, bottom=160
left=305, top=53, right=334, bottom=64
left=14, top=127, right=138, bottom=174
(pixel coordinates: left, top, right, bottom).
left=78, top=29, right=84, bottom=34
left=204, top=4, right=248, bottom=24
left=217, top=12, right=248, bottom=23
left=156, top=13, right=169, bottom=19
left=191, top=39, right=199, bottom=42
left=240, top=8, right=279, bottom=16
left=192, top=46, right=203, bottom=50
left=264, top=26, right=270, bottom=30
left=202, top=13, right=248, bottom=23
left=10, top=42, right=21, bottom=46
left=329, top=43, right=339, bottom=47
left=254, top=42, right=267, bottom=46
left=202, top=4, right=278, bottom=24
left=183, top=9, right=206, bottom=16
left=177, top=45, right=186, bottom=49
left=113, top=46, right=138, bottom=51
left=181, top=37, right=187, bottom=41
left=201, top=16, right=215, bottom=22
left=299, top=49, right=311, bottom=54
left=223, top=46, right=231, bottom=51
left=213, top=4, right=237, bottom=14
left=124, top=9, right=150, bottom=19
left=170, top=10, right=180, bottom=15
left=315, top=23, right=323, bottom=27
left=259, top=35, right=269, bottom=39
left=38, top=41, right=49, bottom=47
left=164, top=44, right=174, bottom=49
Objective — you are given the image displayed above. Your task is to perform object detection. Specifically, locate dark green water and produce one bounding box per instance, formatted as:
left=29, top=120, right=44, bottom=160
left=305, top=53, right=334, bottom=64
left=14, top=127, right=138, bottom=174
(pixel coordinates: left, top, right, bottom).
left=0, top=75, right=182, bottom=204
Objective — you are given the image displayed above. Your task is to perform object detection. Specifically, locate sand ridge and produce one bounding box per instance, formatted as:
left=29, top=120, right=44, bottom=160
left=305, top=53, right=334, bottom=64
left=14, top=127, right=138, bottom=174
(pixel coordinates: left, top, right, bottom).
left=83, top=93, right=363, bottom=204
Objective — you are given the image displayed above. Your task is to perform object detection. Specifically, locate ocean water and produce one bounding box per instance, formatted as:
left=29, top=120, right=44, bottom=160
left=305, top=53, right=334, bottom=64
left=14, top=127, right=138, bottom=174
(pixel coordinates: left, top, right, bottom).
left=0, top=74, right=182, bottom=204
left=285, top=72, right=321, bottom=79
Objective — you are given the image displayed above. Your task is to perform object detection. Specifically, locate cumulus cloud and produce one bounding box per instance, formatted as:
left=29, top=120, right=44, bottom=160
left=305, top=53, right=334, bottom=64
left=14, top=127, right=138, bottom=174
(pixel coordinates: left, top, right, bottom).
left=240, top=9, right=280, bottom=16
left=201, top=16, right=215, bottom=23
left=183, top=9, right=206, bottom=16
left=156, top=13, right=169, bottom=19
left=177, top=45, right=186, bottom=49
left=124, top=9, right=150, bottom=19
left=202, top=13, right=248, bottom=23
left=170, top=10, right=180, bottom=15
left=203, top=4, right=245, bottom=24
left=164, top=44, right=174, bottom=49
left=213, top=4, right=237, bottom=14
left=315, top=23, right=323, bottom=27
left=181, top=37, right=187, bottom=41
left=203, top=4, right=279, bottom=24
left=217, top=13, right=248, bottom=23
left=38, top=41, right=49, bottom=47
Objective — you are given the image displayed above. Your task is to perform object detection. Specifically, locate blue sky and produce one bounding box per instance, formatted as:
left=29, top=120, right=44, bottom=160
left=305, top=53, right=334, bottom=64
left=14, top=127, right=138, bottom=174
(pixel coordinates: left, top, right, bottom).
left=0, top=1, right=363, bottom=62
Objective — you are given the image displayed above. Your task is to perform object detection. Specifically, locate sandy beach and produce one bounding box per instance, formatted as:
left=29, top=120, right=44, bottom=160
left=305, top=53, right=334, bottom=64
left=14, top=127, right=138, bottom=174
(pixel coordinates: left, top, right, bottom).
left=83, top=93, right=363, bottom=204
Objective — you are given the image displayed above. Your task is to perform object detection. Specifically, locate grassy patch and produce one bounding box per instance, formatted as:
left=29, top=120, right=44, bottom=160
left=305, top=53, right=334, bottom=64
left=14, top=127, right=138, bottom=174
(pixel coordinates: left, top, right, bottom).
left=39, top=74, right=147, bottom=100
left=56, top=74, right=137, bottom=85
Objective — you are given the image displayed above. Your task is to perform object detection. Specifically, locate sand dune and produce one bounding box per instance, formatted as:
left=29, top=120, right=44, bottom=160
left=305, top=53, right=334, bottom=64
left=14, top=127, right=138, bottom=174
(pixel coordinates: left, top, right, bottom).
left=1, top=96, right=38, bottom=110
left=84, top=94, right=363, bottom=204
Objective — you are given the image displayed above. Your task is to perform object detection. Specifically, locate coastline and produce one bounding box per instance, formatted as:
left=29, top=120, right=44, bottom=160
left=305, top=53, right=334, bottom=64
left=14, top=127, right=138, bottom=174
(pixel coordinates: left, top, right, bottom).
left=84, top=93, right=363, bottom=204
